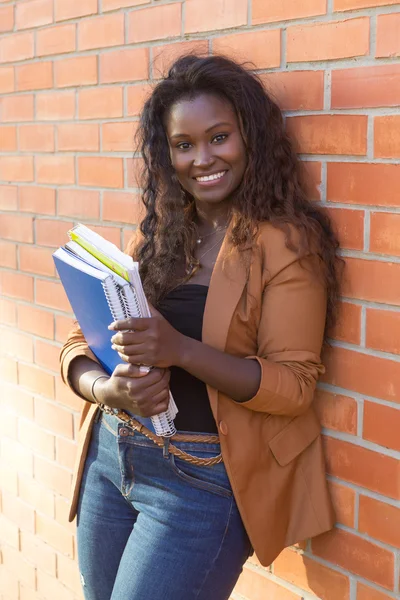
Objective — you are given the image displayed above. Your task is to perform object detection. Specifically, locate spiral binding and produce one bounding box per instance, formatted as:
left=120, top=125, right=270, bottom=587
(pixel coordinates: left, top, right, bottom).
left=101, top=275, right=177, bottom=437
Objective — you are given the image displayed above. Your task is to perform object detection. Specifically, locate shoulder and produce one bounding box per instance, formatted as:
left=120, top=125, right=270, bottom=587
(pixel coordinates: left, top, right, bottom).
left=255, top=222, right=302, bottom=274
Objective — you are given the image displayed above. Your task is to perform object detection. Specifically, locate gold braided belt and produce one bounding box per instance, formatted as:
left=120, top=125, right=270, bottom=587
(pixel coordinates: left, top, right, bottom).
left=98, top=404, right=223, bottom=467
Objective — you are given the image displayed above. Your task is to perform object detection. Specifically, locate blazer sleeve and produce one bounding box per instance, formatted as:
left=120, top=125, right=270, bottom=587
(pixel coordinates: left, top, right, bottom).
left=241, top=229, right=327, bottom=417
left=59, top=227, right=143, bottom=395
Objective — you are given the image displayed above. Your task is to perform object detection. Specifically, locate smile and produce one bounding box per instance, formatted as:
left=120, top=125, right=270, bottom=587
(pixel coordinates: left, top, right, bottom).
left=194, top=171, right=227, bottom=183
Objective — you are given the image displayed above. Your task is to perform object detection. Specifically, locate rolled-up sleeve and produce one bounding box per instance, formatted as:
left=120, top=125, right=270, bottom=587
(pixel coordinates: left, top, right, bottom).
left=241, top=245, right=327, bottom=417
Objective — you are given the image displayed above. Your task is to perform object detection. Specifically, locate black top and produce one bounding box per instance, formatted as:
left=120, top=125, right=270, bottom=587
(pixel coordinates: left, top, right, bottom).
left=157, top=284, right=218, bottom=434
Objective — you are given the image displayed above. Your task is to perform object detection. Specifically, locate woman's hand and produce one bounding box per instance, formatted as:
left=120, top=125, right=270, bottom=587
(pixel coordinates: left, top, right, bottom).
left=108, top=305, right=185, bottom=369
left=94, top=363, right=171, bottom=418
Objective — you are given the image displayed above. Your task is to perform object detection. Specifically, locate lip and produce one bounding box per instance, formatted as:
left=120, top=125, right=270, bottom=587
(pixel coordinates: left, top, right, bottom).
left=192, top=170, right=228, bottom=187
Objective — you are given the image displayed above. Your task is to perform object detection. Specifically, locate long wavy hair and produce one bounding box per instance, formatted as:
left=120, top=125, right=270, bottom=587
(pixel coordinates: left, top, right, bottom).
left=134, top=55, right=341, bottom=332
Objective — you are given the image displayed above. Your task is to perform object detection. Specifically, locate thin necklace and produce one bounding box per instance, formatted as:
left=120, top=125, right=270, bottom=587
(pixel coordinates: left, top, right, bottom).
left=196, top=224, right=228, bottom=245
left=198, top=233, right=226, bottom=261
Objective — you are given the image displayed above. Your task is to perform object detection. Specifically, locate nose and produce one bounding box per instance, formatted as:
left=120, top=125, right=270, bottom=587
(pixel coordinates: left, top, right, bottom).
left=193, top=144, right=214, bottom=168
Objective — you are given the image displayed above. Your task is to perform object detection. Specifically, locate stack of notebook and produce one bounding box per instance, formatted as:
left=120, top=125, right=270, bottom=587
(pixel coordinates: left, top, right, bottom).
left=53, top=224, right=178, bottom=437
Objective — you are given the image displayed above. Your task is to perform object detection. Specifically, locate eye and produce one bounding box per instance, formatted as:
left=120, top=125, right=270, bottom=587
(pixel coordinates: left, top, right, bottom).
left=212, top=134, right=228, bottom=144
left=176, top=142, right=192, bottom=151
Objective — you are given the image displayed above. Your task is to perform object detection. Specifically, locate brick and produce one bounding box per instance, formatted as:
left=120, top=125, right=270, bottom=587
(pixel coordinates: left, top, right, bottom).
left=56, top=437, right=77, bottom=471
left=0, top=355, right=18, bottom=383
left=79, top=13, right=124, bottom=50
left=0, top=271, right=33, bottom=300
left=1, top=93, right=34, bottom=122
left=357, top=582, right=394, bottom=600
left=286, top=115, right=367, bottom=155
left=0, top=125, right=16, bottom=151
left=0, top=184, right=17, bottom=210
left=78, top=156, right=124, bottom=188
left=274, top=548, right=350, bottom=600
left=55, top=375, right=83, bottom=412
left=126, top=157, right=144, bottom=188
left=19, top=124, right=55, bottom=152
left=35, top=218, right=73, bottom=247
left=55, top=0, right=97, bottom=22
left=0, top=515, right=19, bottom=549
left=0, top=382, right=34, bottom=418
left=363, top=401, right=400, bottom=453
left=103, top=191, right=143, bottom=225
left=376, top=13, right=400, bottom=58
left=327, top=163, right=400, bottom=207
left=35, top=516, right=74, bottom=563
left=36, top=90, right=75, bottom=120
left=253, top=0, right=326, bottom=24
left=102, top=121, right=137, bottom=152
left=332, top=65, right=400, bottom=109
left=0, top=66, right=14, bottom=93
left=375, top=116, right=400, bottom=158
left=235, top=567, right=300, bottom=600
left=334, top=0, right=399, bottom=10
left=20, top=530, right=56, bottom=574
left=36, top=279, right=71, bottom=312
left=35, top=459, right=73, bottom=503
left=20, top=245, right=56, bottom=277
left=36, top=156, right=75, bottom=185
left=35, top=396, right=74, bottom=437
left=56, top=553, right=82, bottom=596
left=36, top=23, right=76, bottom=56
left=0, top=404, right=18, bottom=438
left=326, top=206, right=364, bottom=251
left=299, top=161, right=322, bottom=201
left=18, top=304, right=55, bottom=339
left=103, top=0, right=149, bottom=9
left=370, top=212, right=400, bottom=257
left=0, top=240, right=16, bottom=268
left=359, top=494, right=400, bottom=549
left=324, top=435, right=400, bottom=499
left=185, top=0, right=247, bottom=33
left=19, top=186, right=56, bottom=214
left=19, top=363, right=55, bottom=399
left=126, top=83, right=152, bottom=116
left=18, top=418, right=55, bottom=459
left=0, top=463, right=18, bottom=495
left=328, top=481, right=355, bottom=528
left=366, top=308, right=400, bottom=356
left=37, top=569, right=76, bottom=600
left=312, top=528, right=394, bottom=589
left=324, top=344, right=400, bottom=405
left=330, top=301, right=362, bottom=345
left=287, top=18, right=369, bottom=62
left=213, top=29, right=280, bottom=69
left=55, top=55, right=97, bottom=88
left=128, top=3, right=181, bottom=43
left=55, top=314, right=74, bottom=343
left=0, top=5, right=13, bottom=32
left=0, top=298, right=17, bottom=326
left=153, top=41, right=208, bottom=80
left=2, top=437, right=33, bottom=476
left=16, top=61, right=53, bottom=92
left=16, top=0, right=52, bottom=29
left=0, top=566, right=20, bottom=598
left=58, top=188, right=100, bottom=219
left=35, top=339, right=60, bottom=372
left=0, top=155, right=34, bottom=183
left=343, top=257, right=400, bottom=306
left=1, top=545, right=36, bottom=587
left=100, top=47, right=149, bottom=84
left=315, top=389, right=358, bottom=435
left=2, top=328, right=33, bottom=361
left=78, top=86, right=123, bottom=119
left=57, top=122, right=99, bottom=152
left=0, top=31, right=34, bottom=63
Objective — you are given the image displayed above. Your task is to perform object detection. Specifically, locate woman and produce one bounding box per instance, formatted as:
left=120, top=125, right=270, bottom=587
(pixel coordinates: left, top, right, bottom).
left=60, top=55, right=340, bottom=600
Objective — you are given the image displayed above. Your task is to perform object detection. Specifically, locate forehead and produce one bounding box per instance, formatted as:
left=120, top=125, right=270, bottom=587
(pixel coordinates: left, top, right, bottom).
left=165, top=94, right=237, bottom=137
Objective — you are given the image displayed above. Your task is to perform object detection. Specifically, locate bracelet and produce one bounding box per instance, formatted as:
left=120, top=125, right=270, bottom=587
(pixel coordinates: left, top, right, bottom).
left=91, top=375, right=109, bottom=404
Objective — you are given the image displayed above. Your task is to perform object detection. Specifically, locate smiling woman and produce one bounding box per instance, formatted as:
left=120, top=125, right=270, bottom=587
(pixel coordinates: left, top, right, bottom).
left=60, top=55, right=341, bottom=600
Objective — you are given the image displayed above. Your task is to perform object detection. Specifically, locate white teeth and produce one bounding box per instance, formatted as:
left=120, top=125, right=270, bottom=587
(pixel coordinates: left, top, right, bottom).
left=195, top=171, right=226, bottom=182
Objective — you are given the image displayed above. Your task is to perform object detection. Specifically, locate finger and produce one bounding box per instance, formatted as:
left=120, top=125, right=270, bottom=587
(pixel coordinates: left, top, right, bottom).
left=111, top=330, right=148, bottom=348
left=113, top=363, right=151, bottom=378
left=139, top=391, right=170, bottom=417
left=108, top=318, right=152, bottom=332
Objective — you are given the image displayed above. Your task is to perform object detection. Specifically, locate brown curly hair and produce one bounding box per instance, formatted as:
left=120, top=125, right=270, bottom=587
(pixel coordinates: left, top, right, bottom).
left=134, top=54, right=341, bottom=332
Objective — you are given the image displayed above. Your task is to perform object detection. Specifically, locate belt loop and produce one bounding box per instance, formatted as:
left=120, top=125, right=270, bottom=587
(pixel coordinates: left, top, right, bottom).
left=163, top=437, right=170, bottom=459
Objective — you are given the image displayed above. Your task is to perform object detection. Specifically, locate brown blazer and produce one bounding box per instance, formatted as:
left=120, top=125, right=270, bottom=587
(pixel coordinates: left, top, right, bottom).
left=60, top=222, right=335, bottom=567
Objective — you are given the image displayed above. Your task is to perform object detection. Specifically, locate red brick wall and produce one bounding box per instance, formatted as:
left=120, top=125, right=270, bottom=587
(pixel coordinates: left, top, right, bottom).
left=0, top=1, right=399, bottom=599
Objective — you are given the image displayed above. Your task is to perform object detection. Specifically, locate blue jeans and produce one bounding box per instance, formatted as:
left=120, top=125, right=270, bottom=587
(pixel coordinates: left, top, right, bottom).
left=76, top=411, right=251, bottom=600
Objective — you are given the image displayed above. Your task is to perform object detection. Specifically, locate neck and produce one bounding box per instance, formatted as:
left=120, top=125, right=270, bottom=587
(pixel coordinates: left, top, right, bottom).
left=194, top=202, right=231, bottom=233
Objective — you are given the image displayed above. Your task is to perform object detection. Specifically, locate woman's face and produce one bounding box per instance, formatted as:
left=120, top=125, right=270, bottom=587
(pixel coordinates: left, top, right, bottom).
left=165, top=94, right=247, bottom=207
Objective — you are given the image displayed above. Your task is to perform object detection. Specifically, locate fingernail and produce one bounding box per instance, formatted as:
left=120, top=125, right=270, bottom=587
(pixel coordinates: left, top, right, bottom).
left=111, top=345, right=116, bottom=351
left=108, top=323, right=116, bottom=330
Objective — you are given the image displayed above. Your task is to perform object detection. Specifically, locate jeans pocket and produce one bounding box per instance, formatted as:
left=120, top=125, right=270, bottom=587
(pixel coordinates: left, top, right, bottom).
left=169, top=452, right=232, bottom=499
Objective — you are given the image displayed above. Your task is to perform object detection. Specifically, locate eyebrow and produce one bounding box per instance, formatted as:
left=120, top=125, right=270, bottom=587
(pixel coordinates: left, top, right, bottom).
left=169, top=121, right=233, bottom=139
